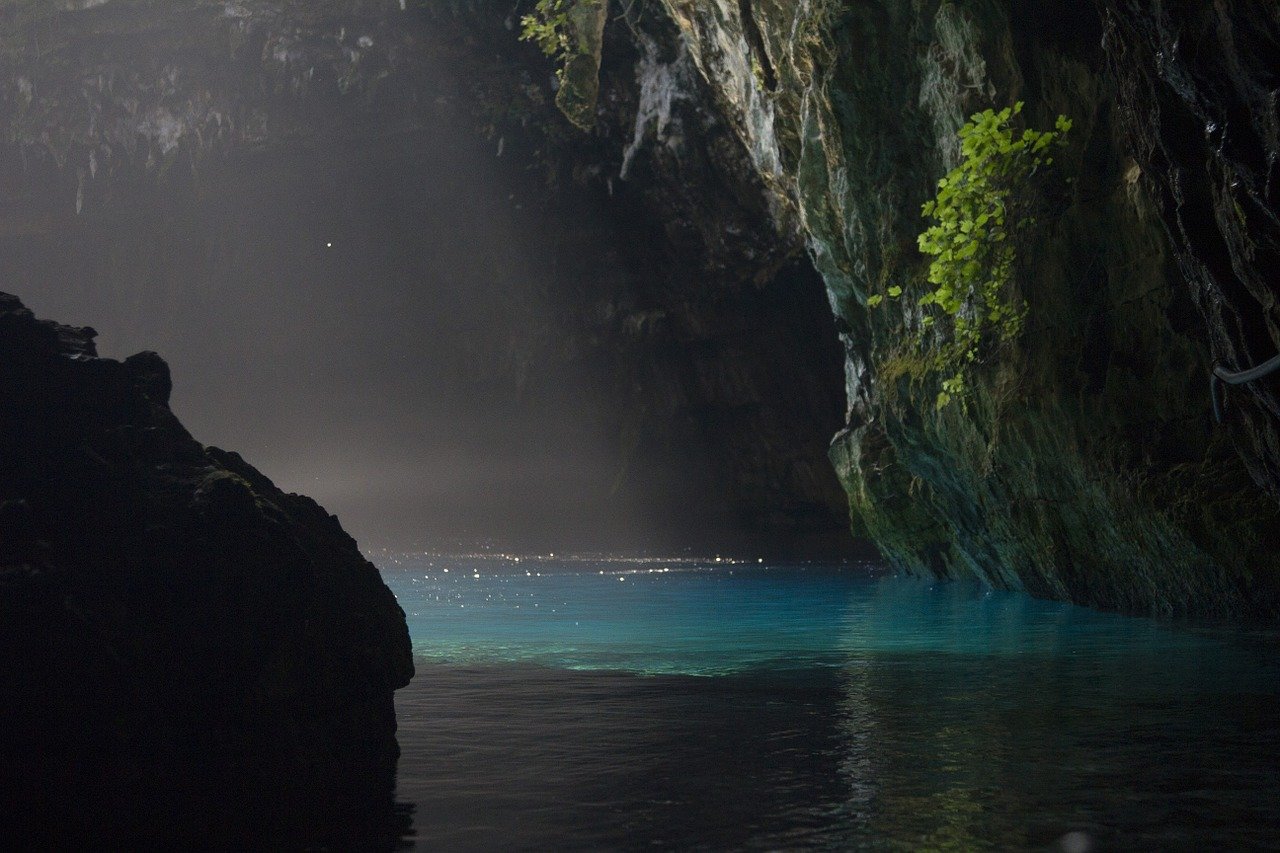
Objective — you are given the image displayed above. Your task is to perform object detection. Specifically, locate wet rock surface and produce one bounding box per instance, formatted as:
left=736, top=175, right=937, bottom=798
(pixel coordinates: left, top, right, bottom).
left=0, top=292, right=413, bottom=844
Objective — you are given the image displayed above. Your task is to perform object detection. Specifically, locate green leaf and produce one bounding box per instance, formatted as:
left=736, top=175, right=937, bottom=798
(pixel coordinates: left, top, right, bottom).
left=907, top=102, right=1072, bottom=405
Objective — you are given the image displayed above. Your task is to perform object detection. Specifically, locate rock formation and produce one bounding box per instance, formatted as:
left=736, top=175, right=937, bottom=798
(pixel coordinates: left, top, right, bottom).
left=631, top=0, right=1280, bottom=617
left=1104, top=2, right=1280, bottom=504
left=0, top=292, right=413, bottom=843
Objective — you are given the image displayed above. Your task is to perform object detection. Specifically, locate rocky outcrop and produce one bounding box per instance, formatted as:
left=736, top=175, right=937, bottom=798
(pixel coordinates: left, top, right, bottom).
left=0, top=293, right=413, bottom=843
left=641, top=0, right=1280, bottom=617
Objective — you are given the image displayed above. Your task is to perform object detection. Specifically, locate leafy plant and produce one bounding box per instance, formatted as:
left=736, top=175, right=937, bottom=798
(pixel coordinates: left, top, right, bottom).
left=519, top=0, right=606, bottom=129
left=872, top=102, right=1072, bottom=408
left=520, top=0, right=594, bottom=83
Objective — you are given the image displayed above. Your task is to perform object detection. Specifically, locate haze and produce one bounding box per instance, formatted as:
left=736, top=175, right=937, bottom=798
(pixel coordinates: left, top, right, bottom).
left=3, top=41, right=758, bottom=554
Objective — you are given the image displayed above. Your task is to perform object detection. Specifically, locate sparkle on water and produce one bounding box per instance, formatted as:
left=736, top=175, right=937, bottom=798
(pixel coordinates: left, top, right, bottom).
left=377, top=552, right=1280, bottom=851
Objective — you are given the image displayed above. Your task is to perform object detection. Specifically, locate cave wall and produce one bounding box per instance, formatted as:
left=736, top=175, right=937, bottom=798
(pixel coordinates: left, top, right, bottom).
left=1103, top=1, right=1280, bottom=504
left=646, top=0, right=1280, bottom=617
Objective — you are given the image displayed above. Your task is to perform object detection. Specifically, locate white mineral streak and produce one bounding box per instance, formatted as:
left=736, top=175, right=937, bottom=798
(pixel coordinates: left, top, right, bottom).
left=619, top=33, right=693, bottom=181
left=137, top=107, right=186, bottom=154
left=656, top=0, right=789, bottom=226
left=918, top=3, right=995, bottom=169
left=655, top=0, right=857, bottom=403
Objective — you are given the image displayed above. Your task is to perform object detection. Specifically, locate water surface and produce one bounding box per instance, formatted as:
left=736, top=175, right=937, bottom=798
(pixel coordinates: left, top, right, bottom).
left=380, top=554, right=1280, bottom=850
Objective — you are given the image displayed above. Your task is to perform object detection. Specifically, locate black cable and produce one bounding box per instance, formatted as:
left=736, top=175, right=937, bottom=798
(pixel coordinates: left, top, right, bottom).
left=1211, top=352, right=1280, bottom=422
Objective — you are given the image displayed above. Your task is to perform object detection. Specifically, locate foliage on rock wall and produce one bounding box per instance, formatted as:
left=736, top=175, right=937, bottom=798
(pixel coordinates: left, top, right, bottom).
left=520, top=0, right=581, bottom=71
left=872, top=102, right=1071, bottom=408
left=520, top=0, right=608, bottom=129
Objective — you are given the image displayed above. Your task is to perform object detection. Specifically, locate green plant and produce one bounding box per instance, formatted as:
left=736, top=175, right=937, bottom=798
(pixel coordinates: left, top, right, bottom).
left=520, top=0, right=592, bottom=83
left=872, top=102, right=1071, bottom=408
left=519, top=0, right=606, bottom=129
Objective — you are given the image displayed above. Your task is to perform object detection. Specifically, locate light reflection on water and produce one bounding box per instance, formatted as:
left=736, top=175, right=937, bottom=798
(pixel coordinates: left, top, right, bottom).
left=380, top=555, right=1280, bottom=851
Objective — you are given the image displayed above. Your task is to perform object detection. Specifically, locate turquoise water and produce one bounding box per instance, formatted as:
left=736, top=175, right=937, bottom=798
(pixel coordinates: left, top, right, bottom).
left=381, top=555, right=1280, bottom=850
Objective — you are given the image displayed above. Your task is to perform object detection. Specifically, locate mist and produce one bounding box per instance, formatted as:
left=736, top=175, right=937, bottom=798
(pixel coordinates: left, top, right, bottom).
left=15, top=145, right=657, bottom=551
left=1, top=26, right=840, bottom=555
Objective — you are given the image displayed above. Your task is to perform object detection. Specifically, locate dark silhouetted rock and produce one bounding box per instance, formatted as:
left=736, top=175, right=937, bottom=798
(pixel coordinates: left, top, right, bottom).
left=0, top=292, right=414, bottom=845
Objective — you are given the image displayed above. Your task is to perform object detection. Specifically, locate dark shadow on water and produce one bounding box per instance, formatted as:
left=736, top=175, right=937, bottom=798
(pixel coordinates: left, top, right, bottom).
left=393, top=658, right=1280, bottom=851
left=1, top=690, right=417, bottom=849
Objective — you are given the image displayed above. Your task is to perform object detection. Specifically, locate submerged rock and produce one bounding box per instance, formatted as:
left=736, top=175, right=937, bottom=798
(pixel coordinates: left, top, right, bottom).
left=0, top=293, right=413, bottom=843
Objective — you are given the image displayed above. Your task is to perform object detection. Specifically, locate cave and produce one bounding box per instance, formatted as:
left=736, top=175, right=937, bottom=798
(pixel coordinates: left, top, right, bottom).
left=3, top=0, right=1280, bottom=848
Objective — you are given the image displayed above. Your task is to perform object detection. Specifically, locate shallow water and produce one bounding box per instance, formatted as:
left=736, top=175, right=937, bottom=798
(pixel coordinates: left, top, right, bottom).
left=380, top=555, right=1280, bottom=851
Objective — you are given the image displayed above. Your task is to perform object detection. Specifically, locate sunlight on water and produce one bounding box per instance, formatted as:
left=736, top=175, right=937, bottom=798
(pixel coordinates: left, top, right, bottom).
left=380, top=554, right=1272, bottom=683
